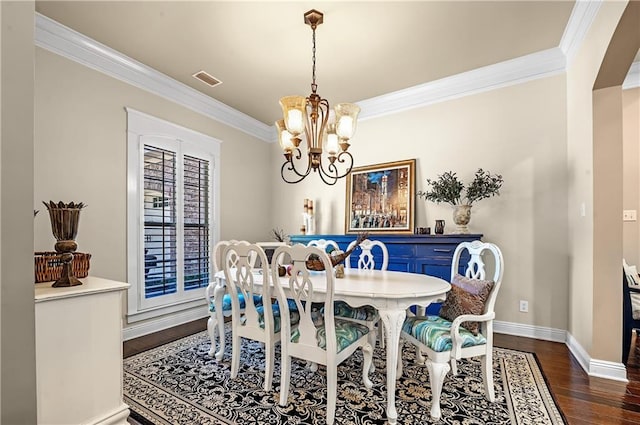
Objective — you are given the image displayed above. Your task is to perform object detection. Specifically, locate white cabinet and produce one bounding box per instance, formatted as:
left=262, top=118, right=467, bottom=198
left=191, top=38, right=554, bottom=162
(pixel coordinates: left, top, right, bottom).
left=35, top=276, right=130, bottom=425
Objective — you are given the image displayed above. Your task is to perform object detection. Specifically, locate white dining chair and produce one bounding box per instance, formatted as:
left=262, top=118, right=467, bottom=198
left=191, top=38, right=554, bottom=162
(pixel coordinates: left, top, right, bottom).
left=271, top=244, right=373, bottom=425
left=222, top=242, right=299, bottom=391
left=397, top=240, right=504, bottom=420
left=205, top=240, right=259, bottom=360
left=306, top=238, right=340, bottom=253
left=336, top=239, right=388, bottom=349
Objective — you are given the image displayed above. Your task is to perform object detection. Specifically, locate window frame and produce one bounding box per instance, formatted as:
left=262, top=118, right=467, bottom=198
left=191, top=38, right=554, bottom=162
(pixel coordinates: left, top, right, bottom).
left=126, top=108, right=220, bottom=321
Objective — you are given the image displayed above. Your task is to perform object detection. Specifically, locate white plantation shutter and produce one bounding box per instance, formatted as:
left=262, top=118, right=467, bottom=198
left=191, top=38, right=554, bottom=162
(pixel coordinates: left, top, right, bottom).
left=127, top=108, right=220, bottom=320
left=143, top=146, right=178, bottom=298
left=183, top=155, right=210, bottom=291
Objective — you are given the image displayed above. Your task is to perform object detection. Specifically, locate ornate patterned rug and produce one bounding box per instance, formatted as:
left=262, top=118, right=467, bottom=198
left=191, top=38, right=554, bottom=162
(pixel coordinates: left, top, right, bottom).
left=124, top=327, right=566, bottom=424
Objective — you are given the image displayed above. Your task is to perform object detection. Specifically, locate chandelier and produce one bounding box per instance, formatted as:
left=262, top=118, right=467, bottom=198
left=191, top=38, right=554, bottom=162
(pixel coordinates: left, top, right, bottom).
left=276, top=9, right=360, bottom=185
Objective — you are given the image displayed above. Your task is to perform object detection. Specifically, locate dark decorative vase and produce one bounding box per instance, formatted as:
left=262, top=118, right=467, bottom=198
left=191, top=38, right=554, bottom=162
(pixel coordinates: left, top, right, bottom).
left=434, top=220, right=445, bottom=235
left=43, top=201, right=86, bottom=287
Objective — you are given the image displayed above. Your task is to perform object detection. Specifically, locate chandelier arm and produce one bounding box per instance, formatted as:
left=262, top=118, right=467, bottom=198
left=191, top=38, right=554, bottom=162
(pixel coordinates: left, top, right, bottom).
left=280, top=146, right=313, bottom=183
left=280, top=160, right=308, bottom=184
left=317, top=166, right=339, bottom=186
left=318, top=151, right=354, bottom=179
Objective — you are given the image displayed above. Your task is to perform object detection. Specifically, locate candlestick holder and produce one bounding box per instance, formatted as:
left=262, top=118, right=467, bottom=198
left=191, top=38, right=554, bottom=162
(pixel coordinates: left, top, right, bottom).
left=43, top=201, right=86, bottom=287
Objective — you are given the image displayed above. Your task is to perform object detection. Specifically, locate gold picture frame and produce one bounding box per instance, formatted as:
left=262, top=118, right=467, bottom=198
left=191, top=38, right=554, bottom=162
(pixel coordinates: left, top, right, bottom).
left=345, top=159, right=416, bottom=234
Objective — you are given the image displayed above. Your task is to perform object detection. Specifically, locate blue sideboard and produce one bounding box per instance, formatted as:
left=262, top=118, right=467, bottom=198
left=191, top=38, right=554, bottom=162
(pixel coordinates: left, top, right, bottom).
left=288, top=233, right=483, bottom=314
left=288, top=234, right=483, bottom=279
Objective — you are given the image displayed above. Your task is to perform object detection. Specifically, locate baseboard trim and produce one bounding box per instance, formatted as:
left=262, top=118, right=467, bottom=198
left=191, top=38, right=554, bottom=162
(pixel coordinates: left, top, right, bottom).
left=89, top=403, right=130, bottom=425
left=494, top=320, right=567, bottom=343
left=589, top=359, right=628, bottom=382
left=565, top=332, right=628, bottom=382
left=496, top=321, right=628, bottom=382
left=565, top=331, right=592, bottom=373
left=123, top=308, right=209, bottom=341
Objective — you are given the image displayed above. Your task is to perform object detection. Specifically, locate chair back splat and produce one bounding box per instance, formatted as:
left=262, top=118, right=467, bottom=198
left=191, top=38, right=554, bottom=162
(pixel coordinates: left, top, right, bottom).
left=306, top=239, right=340, bottom=254
left=345, top=238, right=389, bottom=270
left=338, top=238, right=388, bottom=349
left=222, top=242, right=289, bottom=392
left=206, top=240, right=251, bottom=360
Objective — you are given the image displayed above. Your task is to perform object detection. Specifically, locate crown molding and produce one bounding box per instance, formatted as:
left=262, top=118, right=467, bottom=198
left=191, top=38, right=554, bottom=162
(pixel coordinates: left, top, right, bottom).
left=34, top=13, right=273, bottom=142
left=36, top=3, right=619, bottom=142
left=623, top=61, right=640, bottom=90
left=357, top=48, right=565, bottom=121
left=559, top=0, right=603, bottom=67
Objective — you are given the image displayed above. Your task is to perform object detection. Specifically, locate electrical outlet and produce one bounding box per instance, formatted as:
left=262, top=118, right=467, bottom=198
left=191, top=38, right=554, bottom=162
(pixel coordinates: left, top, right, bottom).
left=519, top=300, right=529, bottom=313
left=623, top=210, right=637, bottom=221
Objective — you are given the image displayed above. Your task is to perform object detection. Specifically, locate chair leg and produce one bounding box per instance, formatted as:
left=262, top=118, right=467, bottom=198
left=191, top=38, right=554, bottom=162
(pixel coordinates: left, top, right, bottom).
left=367, top=327, right=377, bottom=373
left=378, top=319, right=385, bottom=349
left=362, top=342, right=373, bottom=389
left=230, top=331, right=241, bottom=379
left=264, top=341, right=275, bottom=392
left=215, top=310, right=226, bottom=360
left=426, top=359, right=450, bottom=420
left=279, top=354, right=291, bottom=406
left=326, top=363, right=338, bottom=425
left=207, top=315, right=217, bottom=357
left=481, top=352, right=495, bottom=402
left=450, top=358, right=458, bottom=375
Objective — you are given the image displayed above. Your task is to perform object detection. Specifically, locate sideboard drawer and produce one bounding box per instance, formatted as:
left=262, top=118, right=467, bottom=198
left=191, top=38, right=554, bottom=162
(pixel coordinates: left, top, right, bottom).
left=417, top=245, right=457, bottom=258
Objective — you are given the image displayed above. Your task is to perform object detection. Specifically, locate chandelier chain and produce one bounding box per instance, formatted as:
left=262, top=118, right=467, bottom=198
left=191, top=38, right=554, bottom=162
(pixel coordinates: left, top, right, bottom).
left=311, top=26, right=317, bottom=93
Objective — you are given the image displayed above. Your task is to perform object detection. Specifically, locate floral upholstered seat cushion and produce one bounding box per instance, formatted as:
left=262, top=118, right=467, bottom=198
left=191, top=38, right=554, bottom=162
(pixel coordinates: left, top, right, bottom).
left=255, top=301, right=301, bottom=333
left=439, top=273, right=494, bottom=335
left=332, top=301, right=379, bottom=321
left=291, top=319, right=369, bottom=353
left=403, top=315, right=486, bottom=352
left=208, top=293, right=264, bottom=312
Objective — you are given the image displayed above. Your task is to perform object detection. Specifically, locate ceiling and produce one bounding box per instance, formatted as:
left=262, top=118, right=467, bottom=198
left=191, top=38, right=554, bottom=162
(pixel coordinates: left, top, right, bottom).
left=36, top=1, right=577, bottom=126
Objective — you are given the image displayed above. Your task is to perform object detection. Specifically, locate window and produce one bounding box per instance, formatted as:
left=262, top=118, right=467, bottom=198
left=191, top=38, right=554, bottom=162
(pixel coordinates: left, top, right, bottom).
left=127, top=108, right=220, bottom=320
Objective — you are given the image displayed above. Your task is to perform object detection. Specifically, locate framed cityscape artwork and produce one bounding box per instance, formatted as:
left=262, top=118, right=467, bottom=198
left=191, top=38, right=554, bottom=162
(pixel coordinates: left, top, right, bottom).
left=345, top=159, right=416, bottom=234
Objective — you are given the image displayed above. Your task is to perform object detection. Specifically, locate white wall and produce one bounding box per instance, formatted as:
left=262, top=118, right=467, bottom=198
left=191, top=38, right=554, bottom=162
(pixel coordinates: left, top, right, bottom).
left=623, top=87, right=640, bottom=266
left=271, top=74, right=570, bottom=331
left=34, top=48, right=273, bottom=331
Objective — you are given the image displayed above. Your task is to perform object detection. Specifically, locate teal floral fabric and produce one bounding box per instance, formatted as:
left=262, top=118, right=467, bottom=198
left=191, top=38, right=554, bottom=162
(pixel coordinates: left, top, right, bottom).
left=332, top=301, right=379, bottom=321
left=209, top=293, right=263, bottom=312
left=255, top=302, right=301, bottom=333
left=291, top=319, right=369, bottom=353
left=403, top=315, right=486, bottom=353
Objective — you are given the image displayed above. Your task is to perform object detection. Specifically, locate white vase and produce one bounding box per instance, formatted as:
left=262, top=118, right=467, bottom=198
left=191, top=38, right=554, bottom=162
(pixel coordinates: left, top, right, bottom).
left=452, top=204, right=472, bottom=234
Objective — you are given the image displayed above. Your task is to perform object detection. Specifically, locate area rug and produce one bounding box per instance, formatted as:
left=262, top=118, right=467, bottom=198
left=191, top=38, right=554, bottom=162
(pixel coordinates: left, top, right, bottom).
left=124, top=326, right=566, bottom=424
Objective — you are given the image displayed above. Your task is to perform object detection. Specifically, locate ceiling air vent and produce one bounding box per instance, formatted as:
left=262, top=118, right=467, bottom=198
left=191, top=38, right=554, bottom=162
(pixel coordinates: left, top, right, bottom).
left=192, top=70, right=222, bottom=87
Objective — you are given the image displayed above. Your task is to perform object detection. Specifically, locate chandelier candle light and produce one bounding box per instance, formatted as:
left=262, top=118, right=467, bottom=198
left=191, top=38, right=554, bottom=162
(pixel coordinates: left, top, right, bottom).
left=302, top=198, right=316, bottom=235
left=276, top=9, right=361, bottom=185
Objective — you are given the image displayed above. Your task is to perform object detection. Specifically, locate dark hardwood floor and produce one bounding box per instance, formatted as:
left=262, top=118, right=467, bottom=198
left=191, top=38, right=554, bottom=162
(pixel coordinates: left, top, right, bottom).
left=123, top=321, right=640, bottom=424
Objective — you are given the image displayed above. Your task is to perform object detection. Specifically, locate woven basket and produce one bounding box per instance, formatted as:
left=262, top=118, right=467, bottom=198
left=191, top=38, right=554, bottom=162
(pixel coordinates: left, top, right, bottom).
left=34, top=251, right=91, bottom=283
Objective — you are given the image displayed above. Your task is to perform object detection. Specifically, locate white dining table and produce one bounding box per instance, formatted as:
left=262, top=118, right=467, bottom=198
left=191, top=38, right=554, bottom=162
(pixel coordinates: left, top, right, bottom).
left=214, top=267, right=450, bottom=424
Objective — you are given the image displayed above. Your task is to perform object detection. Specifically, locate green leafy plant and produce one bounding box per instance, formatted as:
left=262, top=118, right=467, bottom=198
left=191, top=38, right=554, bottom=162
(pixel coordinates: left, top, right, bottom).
left=417, top=169, right=503, bottom=206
